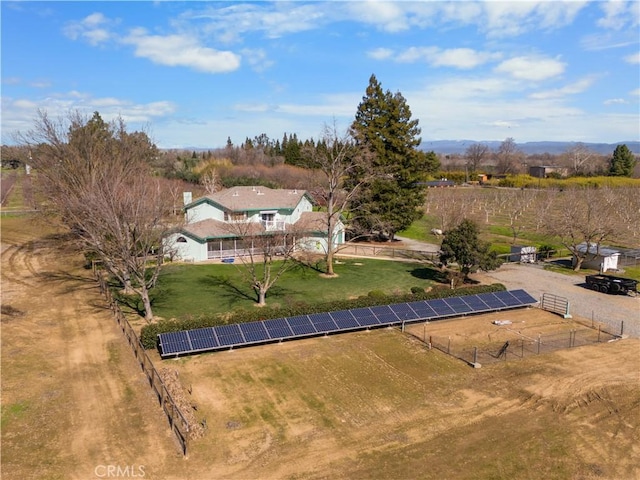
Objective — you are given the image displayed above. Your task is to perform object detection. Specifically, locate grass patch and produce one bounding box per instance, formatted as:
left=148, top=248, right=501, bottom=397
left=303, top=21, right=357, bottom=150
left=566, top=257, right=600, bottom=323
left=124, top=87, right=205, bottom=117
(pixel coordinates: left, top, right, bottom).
left=152, top=258, right=442, bottom=319
left=0, top=401, right=29, bottom=429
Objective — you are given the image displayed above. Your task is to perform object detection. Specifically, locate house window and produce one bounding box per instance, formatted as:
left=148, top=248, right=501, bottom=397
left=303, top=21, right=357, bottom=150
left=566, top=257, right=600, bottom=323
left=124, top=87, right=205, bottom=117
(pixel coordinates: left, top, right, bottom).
left=225, top=212, right=246, bottom=222
left=176, top=236, right=187, bottom=243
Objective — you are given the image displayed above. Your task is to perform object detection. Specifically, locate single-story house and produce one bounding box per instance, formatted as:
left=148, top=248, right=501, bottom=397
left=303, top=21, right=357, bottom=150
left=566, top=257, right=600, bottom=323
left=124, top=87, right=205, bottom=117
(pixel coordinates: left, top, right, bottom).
left=573, top=243, right=620, bottom=272
left=167, top=186, right=345, bottom=262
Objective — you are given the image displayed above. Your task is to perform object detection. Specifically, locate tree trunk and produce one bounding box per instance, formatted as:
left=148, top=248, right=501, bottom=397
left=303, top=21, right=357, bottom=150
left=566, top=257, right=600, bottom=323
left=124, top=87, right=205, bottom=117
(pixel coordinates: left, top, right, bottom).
left=325, top=250, right=336, bottom=276
left=573, top=256, right=583, bottom=272
left=257, top=287, right=267, bottom=306
left=140, top=288, right=154, bottom=322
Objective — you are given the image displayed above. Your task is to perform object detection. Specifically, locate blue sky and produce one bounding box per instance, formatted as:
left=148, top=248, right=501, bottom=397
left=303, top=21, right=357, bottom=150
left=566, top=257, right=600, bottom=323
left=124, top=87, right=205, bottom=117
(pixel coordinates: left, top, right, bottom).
left=2, top=1, right=639, bottom=149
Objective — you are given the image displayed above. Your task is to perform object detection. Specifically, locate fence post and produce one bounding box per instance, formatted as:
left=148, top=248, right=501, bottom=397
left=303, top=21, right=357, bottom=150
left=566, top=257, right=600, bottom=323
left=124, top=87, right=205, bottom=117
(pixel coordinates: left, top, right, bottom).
left=521, top=339, right=524, bottom=358
left=598, top=325, right=601, bottom=343
left=620, top=321, right=624, bottom=336
left=447, top=336, right=451, bottom=354
left=473, top=347, right=478, bottom=364
left=537, top=334, right=541, bottom=355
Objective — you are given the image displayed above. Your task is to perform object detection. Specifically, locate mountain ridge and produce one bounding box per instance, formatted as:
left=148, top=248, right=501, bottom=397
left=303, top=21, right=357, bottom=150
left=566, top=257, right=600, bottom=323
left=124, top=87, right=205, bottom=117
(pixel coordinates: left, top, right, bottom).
left=420, top=140, right=640, bottom=155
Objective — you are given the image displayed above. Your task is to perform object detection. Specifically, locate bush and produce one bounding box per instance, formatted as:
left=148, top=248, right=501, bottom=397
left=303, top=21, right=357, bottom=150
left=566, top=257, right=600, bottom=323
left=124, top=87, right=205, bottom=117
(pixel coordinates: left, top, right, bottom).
left=367, top=290, right=386, bottom=299
left=411, top=286, right=425, bottom=294
left=139, top=283, right=507, bottom=349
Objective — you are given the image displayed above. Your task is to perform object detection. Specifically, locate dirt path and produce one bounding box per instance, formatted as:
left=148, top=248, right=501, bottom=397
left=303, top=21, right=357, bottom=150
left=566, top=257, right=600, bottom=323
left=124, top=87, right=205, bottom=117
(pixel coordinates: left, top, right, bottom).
left=1, top=224, right=179, bottom=479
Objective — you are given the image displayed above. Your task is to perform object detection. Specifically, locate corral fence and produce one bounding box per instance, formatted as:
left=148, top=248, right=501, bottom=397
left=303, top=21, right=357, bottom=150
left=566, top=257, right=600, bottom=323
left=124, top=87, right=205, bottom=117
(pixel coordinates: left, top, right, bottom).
left=618, top=250, right=640, bottom=268
left=95, top=273, right=191, bottom=455
left=338, top=243, right=439, bottom=262
left=409, top=318, right=621, bottom=367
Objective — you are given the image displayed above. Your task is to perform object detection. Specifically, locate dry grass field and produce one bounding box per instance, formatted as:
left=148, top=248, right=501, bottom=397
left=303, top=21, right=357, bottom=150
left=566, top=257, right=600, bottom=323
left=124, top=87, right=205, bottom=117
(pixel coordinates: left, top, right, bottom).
left=2, top=215, right=639, bottom=480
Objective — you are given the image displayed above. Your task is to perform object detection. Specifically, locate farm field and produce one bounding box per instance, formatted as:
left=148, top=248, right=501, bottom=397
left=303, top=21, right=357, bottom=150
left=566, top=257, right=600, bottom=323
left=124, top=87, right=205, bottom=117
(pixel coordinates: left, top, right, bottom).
left=2, top=214, right=639, bottom=480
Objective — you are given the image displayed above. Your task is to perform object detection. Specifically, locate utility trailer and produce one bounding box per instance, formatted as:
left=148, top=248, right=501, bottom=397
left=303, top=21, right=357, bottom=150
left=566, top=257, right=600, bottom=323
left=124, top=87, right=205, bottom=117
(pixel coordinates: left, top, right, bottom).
left=585, top=274, right=638, bottom=296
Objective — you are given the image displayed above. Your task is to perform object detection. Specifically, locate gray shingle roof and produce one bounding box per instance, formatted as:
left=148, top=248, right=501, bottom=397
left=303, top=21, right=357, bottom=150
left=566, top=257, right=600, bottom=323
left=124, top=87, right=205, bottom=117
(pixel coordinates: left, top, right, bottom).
left=196, top=186, right=310, bottom=212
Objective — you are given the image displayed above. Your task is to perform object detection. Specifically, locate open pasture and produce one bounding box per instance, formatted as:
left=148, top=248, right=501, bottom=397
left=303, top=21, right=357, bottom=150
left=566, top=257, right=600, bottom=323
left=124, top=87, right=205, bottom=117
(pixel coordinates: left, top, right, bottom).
left=155, top=310, right=640, bottom=480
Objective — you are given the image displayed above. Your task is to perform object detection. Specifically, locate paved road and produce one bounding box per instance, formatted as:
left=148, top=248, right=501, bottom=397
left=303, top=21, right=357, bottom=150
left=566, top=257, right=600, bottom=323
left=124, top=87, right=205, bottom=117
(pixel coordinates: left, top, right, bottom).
left=482, top=263, right=640, bottom=338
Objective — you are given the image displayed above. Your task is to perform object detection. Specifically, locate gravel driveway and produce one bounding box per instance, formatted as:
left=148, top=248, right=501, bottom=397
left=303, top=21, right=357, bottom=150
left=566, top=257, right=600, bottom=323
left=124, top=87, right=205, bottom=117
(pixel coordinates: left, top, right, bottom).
left=482, top=263, right=640, bottom=338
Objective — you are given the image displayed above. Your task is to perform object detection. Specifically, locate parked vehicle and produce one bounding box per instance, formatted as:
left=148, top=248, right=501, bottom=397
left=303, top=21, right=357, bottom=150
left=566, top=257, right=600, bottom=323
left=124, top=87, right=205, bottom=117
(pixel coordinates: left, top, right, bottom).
left=585, top=274, right=638, bottom=296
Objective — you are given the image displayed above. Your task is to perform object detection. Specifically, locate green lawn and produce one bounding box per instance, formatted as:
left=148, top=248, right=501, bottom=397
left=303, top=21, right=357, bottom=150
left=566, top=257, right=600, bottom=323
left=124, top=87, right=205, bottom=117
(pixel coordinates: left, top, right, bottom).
left=151, top=258, right=442, bottom=320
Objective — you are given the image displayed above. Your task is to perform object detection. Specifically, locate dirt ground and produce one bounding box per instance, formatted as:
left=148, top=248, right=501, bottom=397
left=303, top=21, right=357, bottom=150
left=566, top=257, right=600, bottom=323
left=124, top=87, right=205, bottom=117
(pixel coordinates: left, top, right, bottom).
left=2, top=216, right=639, bottom=480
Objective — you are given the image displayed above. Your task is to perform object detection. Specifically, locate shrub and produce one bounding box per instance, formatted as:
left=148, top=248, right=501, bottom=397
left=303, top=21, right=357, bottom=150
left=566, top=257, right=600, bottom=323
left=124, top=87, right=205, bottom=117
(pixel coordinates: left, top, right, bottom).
left=139, top=283, right=507, bottom=349
left=411, top=286, right=425, bottom=294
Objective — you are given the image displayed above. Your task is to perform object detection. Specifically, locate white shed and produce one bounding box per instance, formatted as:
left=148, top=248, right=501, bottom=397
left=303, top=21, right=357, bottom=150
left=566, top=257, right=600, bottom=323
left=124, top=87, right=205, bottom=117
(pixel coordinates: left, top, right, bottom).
left=573, top=243, right=620, bottom=272
left=509, top=245, right=537, bottom=263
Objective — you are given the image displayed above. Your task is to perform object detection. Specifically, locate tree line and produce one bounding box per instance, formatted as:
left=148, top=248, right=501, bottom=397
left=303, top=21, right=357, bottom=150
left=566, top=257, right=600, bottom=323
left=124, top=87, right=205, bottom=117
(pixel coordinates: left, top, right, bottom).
left=9, top=73, right=639, bottom=316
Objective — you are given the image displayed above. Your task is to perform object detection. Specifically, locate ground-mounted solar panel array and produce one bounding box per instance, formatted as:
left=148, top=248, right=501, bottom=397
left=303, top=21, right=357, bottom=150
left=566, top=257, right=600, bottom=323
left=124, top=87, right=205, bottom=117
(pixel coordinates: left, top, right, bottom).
left=158, top=289, right=537, bottom=358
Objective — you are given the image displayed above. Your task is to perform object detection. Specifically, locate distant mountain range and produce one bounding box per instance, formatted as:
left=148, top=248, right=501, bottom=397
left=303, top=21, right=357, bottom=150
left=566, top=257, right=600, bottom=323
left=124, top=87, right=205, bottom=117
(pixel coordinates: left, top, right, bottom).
left=420, top=140, right=640, bottom=156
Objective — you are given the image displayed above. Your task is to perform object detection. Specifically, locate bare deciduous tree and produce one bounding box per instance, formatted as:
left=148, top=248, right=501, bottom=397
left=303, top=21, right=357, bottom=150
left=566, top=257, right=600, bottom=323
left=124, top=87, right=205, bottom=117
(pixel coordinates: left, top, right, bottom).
left=200, top=168, right=221, bottom=195
left=21, top=110, right=178, bottom=321
left=464, top=143, right=490, bottom=174
left=562, top=143, right=595, bottom=176
left=495, top=137, right=525, bottom=174
left=424, top=188, right=470, bottom=232
left=304, top=122, right=371, bottom=276
left=543, top=187, right=618, bottom=271
left=224, top=220, right=302, bottom=306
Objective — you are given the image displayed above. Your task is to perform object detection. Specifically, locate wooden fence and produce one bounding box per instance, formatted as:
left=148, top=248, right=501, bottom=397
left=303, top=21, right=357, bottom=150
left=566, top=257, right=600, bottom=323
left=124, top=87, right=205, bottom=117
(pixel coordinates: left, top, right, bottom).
left=95, top=274, right=191, bottom=455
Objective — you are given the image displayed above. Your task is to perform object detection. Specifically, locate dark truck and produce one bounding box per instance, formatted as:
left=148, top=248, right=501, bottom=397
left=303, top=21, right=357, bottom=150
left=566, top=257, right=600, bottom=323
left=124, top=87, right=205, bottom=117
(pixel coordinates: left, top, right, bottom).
left=585, top=274, right=638, bottom=296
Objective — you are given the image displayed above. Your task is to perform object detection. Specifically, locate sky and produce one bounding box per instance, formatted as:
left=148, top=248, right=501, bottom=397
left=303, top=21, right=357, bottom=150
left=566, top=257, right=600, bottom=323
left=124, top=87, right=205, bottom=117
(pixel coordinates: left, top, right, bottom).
left=2, top=1, right=639, bottom=149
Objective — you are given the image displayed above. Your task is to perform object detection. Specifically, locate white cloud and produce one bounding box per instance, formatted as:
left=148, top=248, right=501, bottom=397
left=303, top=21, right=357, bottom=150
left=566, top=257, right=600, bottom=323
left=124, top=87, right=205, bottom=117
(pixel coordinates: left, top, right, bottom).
left=240, top=48, right=274, bottom=73
left=623, top=52, right=640, bottom=64
left=63, top=12, right=114, bottom=45
left=630, top=88, right=640, bottom=97
left=183, top=3, right=327, bottom=42
left=597, top=0, right=640, bottom=30
left=0, top=92, right=176, bottom=144
left=344, top=1, right=412, bottom=33
left=529, top=76, right=597, bottom=99
left=183, top=1, right=587, bottom=44
left=430, top=48, right=501, bottom=69
left=604, top=98, right=627, bottom=105
left=367, top=48, right=394, bottom=60
left=29, top=81, right=52, bottom=89
left=370, top=46, right=501, bottom=69
left=495, top=55, right=566, bottom=81
left=480, top=1, right=587, bottom=37
left=122, top=29, right=240, bottom=73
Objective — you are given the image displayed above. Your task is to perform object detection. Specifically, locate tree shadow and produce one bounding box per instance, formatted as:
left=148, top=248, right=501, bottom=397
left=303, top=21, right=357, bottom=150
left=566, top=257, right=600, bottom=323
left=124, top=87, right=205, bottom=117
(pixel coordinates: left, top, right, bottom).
left=199, top=275, right=256, bottom=303
left=38, top=269, right=100, bottom=295
left=409, top=266, right=448, bottom=283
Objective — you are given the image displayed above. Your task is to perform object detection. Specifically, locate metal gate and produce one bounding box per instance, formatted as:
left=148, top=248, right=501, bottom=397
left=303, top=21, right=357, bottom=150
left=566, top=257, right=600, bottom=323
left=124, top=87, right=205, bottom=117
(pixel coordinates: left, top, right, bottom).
left=541, top=293, right=572, bottom=318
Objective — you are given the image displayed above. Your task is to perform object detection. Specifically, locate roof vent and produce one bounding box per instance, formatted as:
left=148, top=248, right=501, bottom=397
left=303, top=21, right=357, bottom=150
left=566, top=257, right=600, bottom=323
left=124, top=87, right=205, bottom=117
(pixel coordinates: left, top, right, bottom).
left=232, top=191, right=239, bottom=197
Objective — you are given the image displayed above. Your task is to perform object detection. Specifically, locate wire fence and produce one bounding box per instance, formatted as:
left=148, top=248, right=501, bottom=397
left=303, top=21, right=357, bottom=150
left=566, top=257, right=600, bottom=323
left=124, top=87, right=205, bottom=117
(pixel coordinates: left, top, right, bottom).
left=95, top=273, right=191, bottom=455
left=410, top=322, right=620, bottom=366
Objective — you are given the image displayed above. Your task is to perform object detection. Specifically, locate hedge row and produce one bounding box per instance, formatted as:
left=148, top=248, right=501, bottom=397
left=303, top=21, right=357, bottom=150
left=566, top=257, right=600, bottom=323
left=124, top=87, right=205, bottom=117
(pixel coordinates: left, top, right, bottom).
left=140, top=283, right=506, bottom=350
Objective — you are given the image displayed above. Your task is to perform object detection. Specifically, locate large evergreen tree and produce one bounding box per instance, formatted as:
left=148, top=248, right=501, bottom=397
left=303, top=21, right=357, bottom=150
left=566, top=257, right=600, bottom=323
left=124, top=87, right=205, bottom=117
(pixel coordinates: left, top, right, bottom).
left=609, top=144, right=636, bottom=177
left=348, top=74, right=438, bottom=240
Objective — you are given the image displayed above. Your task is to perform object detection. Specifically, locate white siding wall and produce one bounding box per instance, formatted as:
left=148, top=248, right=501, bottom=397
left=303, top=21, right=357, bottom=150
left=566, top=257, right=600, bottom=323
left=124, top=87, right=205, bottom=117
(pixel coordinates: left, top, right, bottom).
left=186, top=202, right=224, bottom=224
left=289, top=196, right=313, bottom=223
left=167, top=233, right=208, bottom=262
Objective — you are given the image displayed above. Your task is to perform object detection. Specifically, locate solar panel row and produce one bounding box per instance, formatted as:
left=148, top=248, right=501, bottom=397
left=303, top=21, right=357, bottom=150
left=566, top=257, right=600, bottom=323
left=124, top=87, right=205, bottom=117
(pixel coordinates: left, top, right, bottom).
left=159, top=289, right=537, bottom=357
